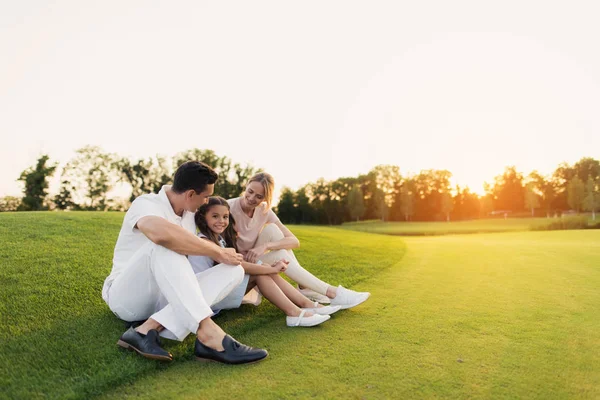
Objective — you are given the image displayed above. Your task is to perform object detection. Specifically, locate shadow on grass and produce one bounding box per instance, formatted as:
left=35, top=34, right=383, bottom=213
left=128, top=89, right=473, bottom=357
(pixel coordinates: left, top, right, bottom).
left=0, top=300, right=292, bottom=399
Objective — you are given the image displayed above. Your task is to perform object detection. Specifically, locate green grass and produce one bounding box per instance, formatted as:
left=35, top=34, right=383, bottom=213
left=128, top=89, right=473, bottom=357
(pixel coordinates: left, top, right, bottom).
left=341, top=216, right=599, bottom=236
left=2, top=212, right=600, bottom=399
left=0, top=212, right=406, bottom=400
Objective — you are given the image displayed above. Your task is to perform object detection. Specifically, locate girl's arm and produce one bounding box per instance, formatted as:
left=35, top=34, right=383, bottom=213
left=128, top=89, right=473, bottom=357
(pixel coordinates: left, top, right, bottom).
left=241, top=259, right=288, bottom=275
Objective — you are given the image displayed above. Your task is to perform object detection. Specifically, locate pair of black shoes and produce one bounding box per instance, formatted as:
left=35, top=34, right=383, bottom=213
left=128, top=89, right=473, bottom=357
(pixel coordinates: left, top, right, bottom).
left=117, top=328, right=268, bottom=365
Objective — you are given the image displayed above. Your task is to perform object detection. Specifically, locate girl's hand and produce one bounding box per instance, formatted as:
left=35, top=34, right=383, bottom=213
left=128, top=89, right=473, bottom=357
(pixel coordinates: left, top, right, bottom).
left=271, top=259, right=289, bottom=273
left=245, top=244, right=268, bottom=263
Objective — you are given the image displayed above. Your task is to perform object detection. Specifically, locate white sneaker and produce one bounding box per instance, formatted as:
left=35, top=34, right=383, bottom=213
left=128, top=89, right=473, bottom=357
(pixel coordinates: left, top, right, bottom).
left=286, top=310, right=331, bottom=327
left=302, top=302, right=342, bottom=315
left=297, top=287, right=331, bottom=304
left=329, top=285, right=370, bottom=309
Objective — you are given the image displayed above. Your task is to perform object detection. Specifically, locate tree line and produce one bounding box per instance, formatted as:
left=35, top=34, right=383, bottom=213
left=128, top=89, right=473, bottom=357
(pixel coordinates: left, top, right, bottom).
left=2, top=148, right=599, bottom=224
left=3, top=146, right=258, bottom=213
left=275, top=158, right=600, bottom=224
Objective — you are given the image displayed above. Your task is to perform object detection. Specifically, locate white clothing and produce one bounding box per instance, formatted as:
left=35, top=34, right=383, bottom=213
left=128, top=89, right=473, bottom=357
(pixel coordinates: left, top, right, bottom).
left=189, top=232, right=261, bottom=311
left=102, top=186, right=196, bottom=301
left=102, top=185, right=244, bottom=341
left=256, top=224, right=330, bottom=295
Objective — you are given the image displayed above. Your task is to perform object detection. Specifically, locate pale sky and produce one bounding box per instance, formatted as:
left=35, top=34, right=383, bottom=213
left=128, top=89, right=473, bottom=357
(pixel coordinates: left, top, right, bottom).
left=1, top=1, right=599, bottom=199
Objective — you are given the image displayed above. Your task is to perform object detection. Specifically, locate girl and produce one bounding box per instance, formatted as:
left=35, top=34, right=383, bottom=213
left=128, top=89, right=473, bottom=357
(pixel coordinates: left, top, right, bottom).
left=189, top=197, right=341, bottom=327
left=227, top=172, right=370, bottom=309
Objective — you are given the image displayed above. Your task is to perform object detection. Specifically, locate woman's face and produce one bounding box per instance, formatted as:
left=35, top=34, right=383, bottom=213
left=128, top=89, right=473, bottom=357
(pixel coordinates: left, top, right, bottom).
left=243, top=181, right=265, bottom=209
left=205, top=205, right=230, bottom=234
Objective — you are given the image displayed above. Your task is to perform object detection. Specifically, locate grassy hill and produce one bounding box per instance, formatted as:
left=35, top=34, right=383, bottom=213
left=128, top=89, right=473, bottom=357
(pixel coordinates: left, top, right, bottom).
left=1, top=212, right=599, bottom=399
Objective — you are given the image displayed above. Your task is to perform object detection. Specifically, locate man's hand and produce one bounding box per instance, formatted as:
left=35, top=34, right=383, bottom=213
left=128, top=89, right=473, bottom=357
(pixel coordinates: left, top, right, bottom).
left=215, top=248, right=244, bottom=265
left=245, top=244, right=268, bottom=263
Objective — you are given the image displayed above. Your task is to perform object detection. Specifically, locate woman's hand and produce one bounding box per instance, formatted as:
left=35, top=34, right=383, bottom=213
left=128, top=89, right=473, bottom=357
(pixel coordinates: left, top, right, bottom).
left=245, top=244, right=268, bottom=263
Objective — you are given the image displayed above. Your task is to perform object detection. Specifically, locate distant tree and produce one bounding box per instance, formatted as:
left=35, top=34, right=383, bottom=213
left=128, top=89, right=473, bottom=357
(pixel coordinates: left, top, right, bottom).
left=491, top=166, right=525, bottom=213
left=61, top=146, right=118, bottom=210
left=567, top=176, right=585, bottom=213
left=440, top=189, right=453, bottom=222
left=583, top=177, right=599, bottom=220
left=573, top=157, right=600, bottom=183
left=480, top=193, right=494, bottom=218
left=18, top=155, right=57, bottom=211
left=115, top=156, right=171, bottom=203
left=528, top=171, right=555, bottom=218
left=347, top=185, right=365, bottom=222
left=295, top=186, right=314, bottom=224
left=0, top=196, right=22, bottom=212
left=370, top=165, right=401, bottom=209
left=399, top=180, right=415, bottom=221
left=524, top=182, right=540, bottom=217
left=53, top=179, right=77, bottom=210
left=371, top=188, right=388, bottom=221
left=276, top=187, right=296, bottom=223
left=173, top=149, right=257, bottom=199
left=410, top=169, right=452, bottom=220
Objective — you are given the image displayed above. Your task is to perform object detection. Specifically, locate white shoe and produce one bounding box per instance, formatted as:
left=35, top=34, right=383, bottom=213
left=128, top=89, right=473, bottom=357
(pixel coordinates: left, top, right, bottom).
left=297, top=287, right=331, bottom=304
left=286, top=310, right=331, bottom=327
left=302, top=302, right=341, bottom=315
left=329, top=285, right=370, bottom=309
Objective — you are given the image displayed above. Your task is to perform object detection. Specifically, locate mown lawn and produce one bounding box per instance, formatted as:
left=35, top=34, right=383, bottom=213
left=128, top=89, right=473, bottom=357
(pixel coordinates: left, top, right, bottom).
left=98, top=230, right=600, bottom=399
left=0, top=212, right=406, bottom=400
left=1, top=213, right=599, bottom=399
left=341, top=216, right=598, bottom=236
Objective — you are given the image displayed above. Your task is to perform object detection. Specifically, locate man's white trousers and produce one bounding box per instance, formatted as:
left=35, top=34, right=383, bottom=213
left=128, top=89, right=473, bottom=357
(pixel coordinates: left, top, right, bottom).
left=106, top=242, right=244, bottom=341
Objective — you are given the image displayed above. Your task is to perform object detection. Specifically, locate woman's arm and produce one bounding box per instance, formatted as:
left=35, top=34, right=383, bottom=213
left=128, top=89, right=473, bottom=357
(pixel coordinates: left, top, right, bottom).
left=245, top=221, right=299, bottom=263
left=264, top=221, right=300, bottom=250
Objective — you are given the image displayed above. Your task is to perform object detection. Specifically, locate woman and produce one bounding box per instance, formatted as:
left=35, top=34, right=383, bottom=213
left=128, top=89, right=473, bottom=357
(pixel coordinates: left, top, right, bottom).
left=227, top=172, right=370, bottom=309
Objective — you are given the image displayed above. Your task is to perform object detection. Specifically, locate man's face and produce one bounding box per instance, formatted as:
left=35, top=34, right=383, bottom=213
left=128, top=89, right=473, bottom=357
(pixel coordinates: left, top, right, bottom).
left=185, top=183, right=214, bottom=212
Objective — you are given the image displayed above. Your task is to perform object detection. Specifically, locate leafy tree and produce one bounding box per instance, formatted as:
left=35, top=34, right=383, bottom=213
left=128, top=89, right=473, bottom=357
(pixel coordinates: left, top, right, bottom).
left=371, top=188, right=388, bottom=221
left=528, top=171, right=555, bottom=217
left=567, top=176, right=585, bottom=213
left=347, top=185, right=365, bottom=221
left=440, top=189, right=454, bottom=222
left=524, top=182, right=540, bottom=217
left=491, top=166, right=525, bottom=213
left=60, top=146, right=119, bottom=210
left=583, top=177, right=599, bottom=220
left=0, top=196, right=22, bottom=212
left=399, top=180, right=415, bottom=221
left=53, top=179, right=77, bottom=210
left=18, top=155, right=57, bottom=211
left=480, top=194, right=494, bottom=218
left=115, top=156, right=171, bottom=203
left=295, top=186, right=314, bottom=224
left=275, top=187, right=296, bottom=223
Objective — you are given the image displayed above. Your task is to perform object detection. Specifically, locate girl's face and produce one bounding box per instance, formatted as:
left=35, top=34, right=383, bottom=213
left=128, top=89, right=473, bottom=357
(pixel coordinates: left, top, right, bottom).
left=205, top=205, right=230, bottom=234
left=243, top=181, right=265, bottom=209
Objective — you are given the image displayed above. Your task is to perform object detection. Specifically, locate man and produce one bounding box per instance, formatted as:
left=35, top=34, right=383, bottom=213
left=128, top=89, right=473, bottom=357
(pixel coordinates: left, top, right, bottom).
left=102, top=161, right=267, bottom=364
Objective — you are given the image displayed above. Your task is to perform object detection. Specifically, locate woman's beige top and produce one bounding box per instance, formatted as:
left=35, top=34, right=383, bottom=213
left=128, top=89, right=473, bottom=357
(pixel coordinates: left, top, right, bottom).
left=227, top=197, right=281, bottom=254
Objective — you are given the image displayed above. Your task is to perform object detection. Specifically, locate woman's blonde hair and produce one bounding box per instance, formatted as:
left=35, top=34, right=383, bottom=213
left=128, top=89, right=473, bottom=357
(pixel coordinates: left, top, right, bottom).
left=247, top=172, right=275, bottom=211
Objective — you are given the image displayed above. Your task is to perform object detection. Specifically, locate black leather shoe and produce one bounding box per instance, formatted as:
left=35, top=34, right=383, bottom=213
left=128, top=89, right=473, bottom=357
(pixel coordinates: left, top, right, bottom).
left=194, top=335, right=268, bottom=365
left=117, top=328, right=173, bottom=361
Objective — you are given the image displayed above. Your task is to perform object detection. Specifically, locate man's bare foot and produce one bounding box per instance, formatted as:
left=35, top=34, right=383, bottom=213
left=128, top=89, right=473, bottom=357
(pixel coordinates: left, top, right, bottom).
left=135, top=318, right=164, bottom=335
left=197, top=318, right=226, bottom=351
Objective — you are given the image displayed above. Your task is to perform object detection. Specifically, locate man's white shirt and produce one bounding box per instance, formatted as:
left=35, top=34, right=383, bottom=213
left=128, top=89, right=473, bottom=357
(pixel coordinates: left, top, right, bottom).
left=102, top=185, right=196, bottom=302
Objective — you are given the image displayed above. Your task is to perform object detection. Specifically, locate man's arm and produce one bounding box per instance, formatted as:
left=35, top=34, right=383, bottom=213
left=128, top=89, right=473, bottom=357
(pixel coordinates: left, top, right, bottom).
left=136, top=216, right=242, bottom=264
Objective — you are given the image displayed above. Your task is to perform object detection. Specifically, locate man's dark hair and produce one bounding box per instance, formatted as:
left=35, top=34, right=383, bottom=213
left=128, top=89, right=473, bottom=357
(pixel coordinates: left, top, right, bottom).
left=172, top=161, right=218, bottom=194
